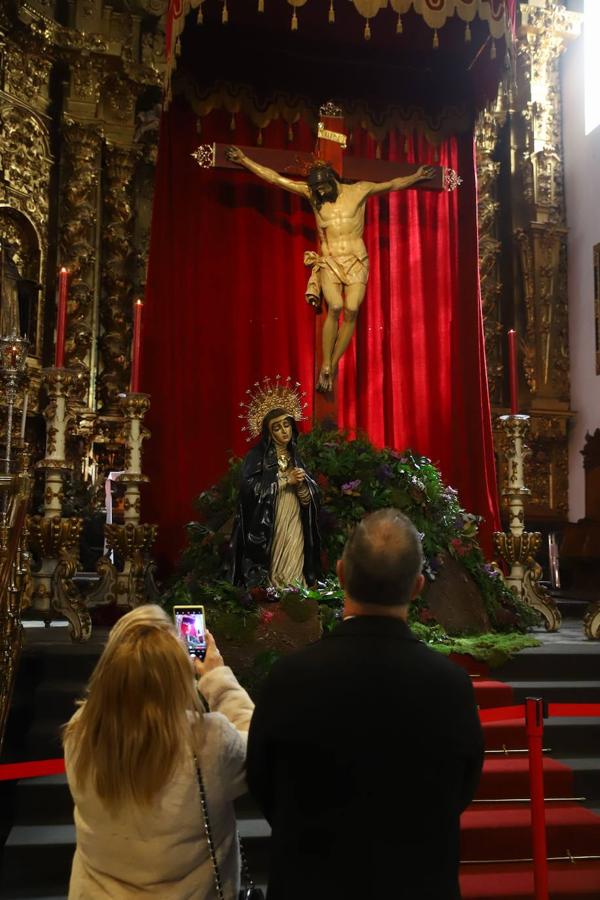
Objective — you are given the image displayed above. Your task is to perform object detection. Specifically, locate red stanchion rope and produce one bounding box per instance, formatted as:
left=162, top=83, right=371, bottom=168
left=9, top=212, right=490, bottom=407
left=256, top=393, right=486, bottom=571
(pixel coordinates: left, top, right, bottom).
left=0, top=705, right=599, bottom=783
left=0, top=758, right=65, bottom=782
left=478, top=702, right=600, bottom=724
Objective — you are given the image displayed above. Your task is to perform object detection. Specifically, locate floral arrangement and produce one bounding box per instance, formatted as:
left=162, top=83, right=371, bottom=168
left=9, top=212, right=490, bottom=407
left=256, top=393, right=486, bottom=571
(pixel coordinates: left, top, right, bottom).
left=163, top=426, right=537, bottom=649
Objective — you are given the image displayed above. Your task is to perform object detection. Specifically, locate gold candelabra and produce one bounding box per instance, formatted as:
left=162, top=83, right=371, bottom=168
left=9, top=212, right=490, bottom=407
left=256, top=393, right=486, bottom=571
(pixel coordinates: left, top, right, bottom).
left=102, top=392, right=159, bottom=607
left=493, top=414, right=561, bottom=632
left=28, top=367, right=91, bottom=641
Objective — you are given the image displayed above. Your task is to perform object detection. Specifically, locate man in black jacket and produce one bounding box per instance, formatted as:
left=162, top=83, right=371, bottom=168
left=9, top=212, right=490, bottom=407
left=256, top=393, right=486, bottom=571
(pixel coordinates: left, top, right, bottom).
left=247, top=508, right=484, bottom=899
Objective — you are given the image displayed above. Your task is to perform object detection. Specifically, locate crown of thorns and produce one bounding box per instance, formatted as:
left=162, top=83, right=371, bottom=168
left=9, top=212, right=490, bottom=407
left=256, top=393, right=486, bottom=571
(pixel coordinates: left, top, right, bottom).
left=238, top=376, right=307, bottom=441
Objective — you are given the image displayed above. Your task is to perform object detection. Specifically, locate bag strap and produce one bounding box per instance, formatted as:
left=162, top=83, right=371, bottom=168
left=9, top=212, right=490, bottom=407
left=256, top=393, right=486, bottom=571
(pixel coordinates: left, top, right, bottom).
left=195, top=758, right=257, bottom=899
left=195, top=760, right=226, bottom=900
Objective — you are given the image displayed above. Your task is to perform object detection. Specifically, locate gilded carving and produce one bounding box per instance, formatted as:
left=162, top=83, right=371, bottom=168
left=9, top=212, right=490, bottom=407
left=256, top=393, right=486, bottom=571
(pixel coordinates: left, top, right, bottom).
left=0, top=101, right=51, bottom=238
left=4, top=42, right=52, bottom=111
left=99, top=145, right=139, bottom=411
left=476, top=105, right=505, bottom=405
left=58, top=119, right=102, bottom=377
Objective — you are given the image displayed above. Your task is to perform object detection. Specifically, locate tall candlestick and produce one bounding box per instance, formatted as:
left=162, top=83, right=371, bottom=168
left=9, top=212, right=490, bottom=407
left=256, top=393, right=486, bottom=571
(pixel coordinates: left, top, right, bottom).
left=55, top=267, right=69, bottom=368
left=20, top=391, right=28, bottom=441
left=508, top=329, right=519, bottom=415
left=130, top=299, right=143, bottom=392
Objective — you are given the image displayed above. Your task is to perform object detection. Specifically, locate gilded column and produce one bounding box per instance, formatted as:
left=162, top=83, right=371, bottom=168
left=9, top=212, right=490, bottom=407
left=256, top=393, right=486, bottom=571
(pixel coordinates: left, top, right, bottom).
left=503, top=2, right=581, bottom=523
left=99, top=144, right=139, bottom=412
left=476, top=103, right=506, bottom=407
left=58, top=120, right=103, bottom=381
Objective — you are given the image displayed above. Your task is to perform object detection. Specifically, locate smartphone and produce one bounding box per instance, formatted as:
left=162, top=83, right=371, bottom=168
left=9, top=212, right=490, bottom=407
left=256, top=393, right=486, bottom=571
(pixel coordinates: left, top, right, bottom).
left=173, top=605, right=207, bottom=660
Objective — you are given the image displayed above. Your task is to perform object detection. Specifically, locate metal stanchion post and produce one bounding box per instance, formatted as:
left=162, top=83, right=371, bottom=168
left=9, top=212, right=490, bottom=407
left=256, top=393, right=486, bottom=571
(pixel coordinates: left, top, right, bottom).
left=525, top=697, right=549, bottom=900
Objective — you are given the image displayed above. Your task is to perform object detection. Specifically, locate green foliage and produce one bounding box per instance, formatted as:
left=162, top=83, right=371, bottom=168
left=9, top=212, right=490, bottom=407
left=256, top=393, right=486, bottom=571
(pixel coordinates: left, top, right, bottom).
left=409, top=624, right=541, bottom=667
left=164, top=426, right=537, bottom=635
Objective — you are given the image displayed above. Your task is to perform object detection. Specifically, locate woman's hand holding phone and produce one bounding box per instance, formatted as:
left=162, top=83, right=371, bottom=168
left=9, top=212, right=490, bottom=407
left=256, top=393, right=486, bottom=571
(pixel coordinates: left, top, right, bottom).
left=193, top=631, right=224, bottom=678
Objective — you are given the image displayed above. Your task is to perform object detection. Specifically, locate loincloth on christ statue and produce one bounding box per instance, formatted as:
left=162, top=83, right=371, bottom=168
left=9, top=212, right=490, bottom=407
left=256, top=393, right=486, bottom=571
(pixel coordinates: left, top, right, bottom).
left=303, top=250, right=369, bottom=311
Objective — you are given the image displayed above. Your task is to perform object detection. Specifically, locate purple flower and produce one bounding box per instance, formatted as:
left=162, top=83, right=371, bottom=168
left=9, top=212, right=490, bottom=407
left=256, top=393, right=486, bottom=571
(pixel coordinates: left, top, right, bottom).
left=341, top=479, right=361, bottom=494
left=376, top=464, right=393, bottom=481
left=483, top=563, right=502, bottom=580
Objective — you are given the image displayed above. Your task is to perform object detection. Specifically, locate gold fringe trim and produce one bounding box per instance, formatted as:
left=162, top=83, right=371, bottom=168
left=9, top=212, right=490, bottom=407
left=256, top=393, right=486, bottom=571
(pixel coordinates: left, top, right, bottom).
left=178, top=78, right=471, bottom=146
left=164, top=0, right=513, bottom=108
left=328, top=0, right=335, bottom=24
left=364, top=19, right=371, bottom=40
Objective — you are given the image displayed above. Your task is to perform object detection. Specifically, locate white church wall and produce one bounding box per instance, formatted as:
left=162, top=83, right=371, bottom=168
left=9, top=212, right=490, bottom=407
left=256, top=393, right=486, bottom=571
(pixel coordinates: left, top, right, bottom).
left=562, top=31, right=600, bottom=521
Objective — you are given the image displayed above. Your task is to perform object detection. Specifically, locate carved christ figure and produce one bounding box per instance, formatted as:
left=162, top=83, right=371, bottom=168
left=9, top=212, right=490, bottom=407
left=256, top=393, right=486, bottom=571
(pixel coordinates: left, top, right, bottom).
left=225, top=146, right=435, bottom=392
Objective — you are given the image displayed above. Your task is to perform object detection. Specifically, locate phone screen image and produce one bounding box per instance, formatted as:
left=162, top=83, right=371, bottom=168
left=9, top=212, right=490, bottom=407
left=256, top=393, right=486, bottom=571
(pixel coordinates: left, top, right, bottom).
left=173, top=606, right=206, bottom=659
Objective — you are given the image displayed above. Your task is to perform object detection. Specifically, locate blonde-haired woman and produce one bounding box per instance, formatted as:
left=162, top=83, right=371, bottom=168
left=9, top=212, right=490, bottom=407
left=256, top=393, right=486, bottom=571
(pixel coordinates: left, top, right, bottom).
left=63, top=604, right=254, bottom=899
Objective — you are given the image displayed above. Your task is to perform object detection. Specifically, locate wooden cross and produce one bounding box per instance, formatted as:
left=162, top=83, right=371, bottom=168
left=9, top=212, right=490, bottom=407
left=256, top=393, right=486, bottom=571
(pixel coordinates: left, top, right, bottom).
left=193, top=104, right=455, bottom=421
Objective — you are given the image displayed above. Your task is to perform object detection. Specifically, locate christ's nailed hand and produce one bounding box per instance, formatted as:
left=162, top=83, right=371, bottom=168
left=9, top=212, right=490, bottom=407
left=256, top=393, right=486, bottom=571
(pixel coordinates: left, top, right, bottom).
left=225, top=146, right=244, bottom=165
left=416, top=165, right=436, bottom=181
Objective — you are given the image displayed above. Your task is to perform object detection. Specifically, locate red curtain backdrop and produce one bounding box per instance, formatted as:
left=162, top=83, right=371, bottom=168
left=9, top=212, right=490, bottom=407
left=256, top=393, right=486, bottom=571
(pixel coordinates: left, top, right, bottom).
left=142, top=99, right=500, bottom=568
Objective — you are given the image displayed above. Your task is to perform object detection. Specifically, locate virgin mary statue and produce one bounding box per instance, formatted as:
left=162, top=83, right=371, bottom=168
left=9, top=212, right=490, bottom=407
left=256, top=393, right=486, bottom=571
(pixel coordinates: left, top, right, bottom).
left=230, top=377, right=321, bottom=589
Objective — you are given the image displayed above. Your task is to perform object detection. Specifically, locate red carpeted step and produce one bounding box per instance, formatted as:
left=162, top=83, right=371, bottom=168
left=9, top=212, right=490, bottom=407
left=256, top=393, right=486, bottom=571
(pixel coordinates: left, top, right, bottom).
left=476, top=756, right=574, bottom=800
left=460, top=860, right=600, bottom=899
left=482, top=717, right=527, bottom=751
left=461, top=803, right=600, bottom=861
left=474, top=680, right=516, bottom=709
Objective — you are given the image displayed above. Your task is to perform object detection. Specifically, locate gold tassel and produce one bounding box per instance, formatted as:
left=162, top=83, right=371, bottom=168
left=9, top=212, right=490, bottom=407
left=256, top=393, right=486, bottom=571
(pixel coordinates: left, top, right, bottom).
left=258, top=0, right=264, bottom=10
left=230, top=113, right=236, bottom=131
left=396, top=14, right=402, bottom=34
left=375, top=142, right=381, bottom=160
left=291, top=9, right=298, bottom=30
left=328, top=0, right=334, bottom=24
left=364, top=19, right=371, bottom=40
left=464, top=22, right=471, bottom=43
left=175, top=36, right=181, bottom=56
left=197, top=6, right=203, bottom=23
left=257, top=128, right=263, bottom=146
left=222, top=1, right=228, bottom=23
left=432, top=29, right=439, bottom=49
left=288, top=124, right=293, bottom=142
left=491, top=40, right=496, bottom=59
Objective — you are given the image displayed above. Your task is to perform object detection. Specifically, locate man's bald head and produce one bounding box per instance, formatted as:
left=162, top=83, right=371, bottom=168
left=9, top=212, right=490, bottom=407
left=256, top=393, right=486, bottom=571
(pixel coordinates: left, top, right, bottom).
left=342, top=509, right=424, bottom=607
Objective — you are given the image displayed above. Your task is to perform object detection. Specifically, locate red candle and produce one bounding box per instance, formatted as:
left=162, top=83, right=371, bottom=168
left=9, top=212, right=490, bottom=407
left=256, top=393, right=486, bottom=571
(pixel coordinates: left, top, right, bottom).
left=130, top=299, right=143, bottom=392
left=55, top=267, right=69, bottom=368
left=508, top=329, right=519, bottom=415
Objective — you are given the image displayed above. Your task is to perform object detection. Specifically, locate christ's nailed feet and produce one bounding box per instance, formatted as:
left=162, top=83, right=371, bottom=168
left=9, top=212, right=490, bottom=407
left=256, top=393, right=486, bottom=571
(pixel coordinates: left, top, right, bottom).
left=317, top=365, right=334, bottom=394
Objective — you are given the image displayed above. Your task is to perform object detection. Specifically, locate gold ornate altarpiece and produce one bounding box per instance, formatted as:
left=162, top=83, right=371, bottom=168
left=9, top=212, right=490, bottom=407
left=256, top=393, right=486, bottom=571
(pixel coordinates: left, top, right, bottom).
left=0, top=0, right=586, bottom=633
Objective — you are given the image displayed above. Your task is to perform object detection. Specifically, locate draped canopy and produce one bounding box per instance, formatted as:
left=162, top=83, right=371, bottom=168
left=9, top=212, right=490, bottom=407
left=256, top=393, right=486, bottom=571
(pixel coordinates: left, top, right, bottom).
left=144, top=0, right=509, bottom=567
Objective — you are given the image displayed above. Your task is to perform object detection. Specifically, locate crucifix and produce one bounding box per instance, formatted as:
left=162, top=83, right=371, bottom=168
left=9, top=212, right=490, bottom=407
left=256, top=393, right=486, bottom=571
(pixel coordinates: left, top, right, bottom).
left=193, top=102, right=457, bottom=406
